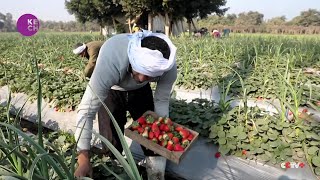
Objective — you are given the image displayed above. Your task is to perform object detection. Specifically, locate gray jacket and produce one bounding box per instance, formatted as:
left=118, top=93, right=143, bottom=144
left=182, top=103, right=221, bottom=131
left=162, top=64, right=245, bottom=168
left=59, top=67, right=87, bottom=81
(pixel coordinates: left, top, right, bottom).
left=75, top=34, right=177, bottom=150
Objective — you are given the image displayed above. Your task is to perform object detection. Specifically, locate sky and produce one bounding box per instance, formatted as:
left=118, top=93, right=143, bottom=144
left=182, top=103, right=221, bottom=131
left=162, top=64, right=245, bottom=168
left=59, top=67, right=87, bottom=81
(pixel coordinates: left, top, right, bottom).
left=0, top=0, right=319, bottom=22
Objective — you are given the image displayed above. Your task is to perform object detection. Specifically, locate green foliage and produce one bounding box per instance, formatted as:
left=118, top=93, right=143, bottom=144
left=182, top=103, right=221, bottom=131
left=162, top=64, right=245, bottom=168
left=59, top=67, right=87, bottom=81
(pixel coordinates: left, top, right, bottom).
left=1, top=33, right=320, bottom=110
left=65, top=0, right=123, bottom=26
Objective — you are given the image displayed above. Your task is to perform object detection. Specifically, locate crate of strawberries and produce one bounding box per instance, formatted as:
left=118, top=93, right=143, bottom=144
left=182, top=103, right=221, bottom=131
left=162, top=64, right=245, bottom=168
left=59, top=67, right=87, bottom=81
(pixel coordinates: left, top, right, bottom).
left=124, top=111, right=199, bottom=164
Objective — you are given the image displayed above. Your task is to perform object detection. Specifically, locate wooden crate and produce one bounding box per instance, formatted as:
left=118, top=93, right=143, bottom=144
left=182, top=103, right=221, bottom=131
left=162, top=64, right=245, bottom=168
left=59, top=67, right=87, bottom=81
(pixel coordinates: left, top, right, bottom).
left=124, top=122, right=199, bottom=164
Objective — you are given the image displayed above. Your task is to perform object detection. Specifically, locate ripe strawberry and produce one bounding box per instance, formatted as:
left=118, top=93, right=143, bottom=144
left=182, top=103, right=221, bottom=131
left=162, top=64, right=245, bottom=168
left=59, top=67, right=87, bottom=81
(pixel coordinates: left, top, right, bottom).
left=215, top=152, right=221, bottom=158
left=173, top=143, right=184, bottom=151
left=302, top=108, right=308, bottom=113
left=242, top=150, right=247, bottom=155
left=137, top=127, right=144, bottom=134
left=167, top=132, right=174, bottom=139
left=167, top=144, right=174, bottom=151
left=187, top=133, right=194, bottom=141
left=148, top=132, right=154, bottom=139
left=179, top=129, right=190, bottom=139
left=159, top=124, right=166, bottom=131
left=142, top=129, right=149, bottom=138
left=131, top=121, right=140, bottom=130
left=167, top=140, right=174, bottom=151
left=181, top=139, right=189, bottom=148
left=137, top=116, right=146, bottom=125
left=172, top=137, right=180, bottom=144
left=164, top=117, right=173, bottom=125
left=167, top=140, right=174, bottom=146
left=163, top=125, right=170, bottom=132
left=151, top=123, right=160, bottom=132
left=154, top=131, right=160, bottom=138
left=175, top=126, right=183, bottom=132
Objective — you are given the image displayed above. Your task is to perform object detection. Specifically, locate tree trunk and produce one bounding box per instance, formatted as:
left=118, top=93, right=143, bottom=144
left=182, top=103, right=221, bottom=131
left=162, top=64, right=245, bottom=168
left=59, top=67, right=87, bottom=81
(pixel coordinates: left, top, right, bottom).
left=191, top=18, right=197, bottom=32
left=188, top=21, right=192, bottom=36
left=112, top=17, right=117, bottom=33
left=148, top=13, right=153, bottom=31
left=128, top=18, right=132, bottom=33
left=164, top=12, right=170, bottom=36
left=99, top=25, right=103, bottom=36
left=180, top=20, right=184, bottom=34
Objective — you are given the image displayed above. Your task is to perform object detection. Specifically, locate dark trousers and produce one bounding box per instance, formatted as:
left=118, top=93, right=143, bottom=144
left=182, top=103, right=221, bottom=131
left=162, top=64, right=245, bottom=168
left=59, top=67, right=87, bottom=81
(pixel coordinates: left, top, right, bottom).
left=98, top=83, right=157, bottom=156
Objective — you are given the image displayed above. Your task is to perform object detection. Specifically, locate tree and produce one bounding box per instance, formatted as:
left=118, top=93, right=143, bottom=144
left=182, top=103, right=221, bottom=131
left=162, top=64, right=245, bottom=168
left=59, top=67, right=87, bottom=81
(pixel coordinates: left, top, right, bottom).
left=267, top=16, right=286, bottom=26
left=0, top=13, right=14, bottom=32
left=236, top=11, right=264, bottom=26
left=182, top=0, right=227, bottom=34
left=117, top=0, right=149, bottom=32
left=65, top=0, right=123, bottom=34
left=0, top=13, right=5, bottom=30
left=291, top=9, right=320, bottom=27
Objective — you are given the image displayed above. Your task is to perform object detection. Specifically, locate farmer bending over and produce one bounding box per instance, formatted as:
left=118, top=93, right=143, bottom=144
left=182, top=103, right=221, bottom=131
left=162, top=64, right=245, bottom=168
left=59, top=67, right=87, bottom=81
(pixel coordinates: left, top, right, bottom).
left=73, top=41, right=104, bottom=78
left=74, top=30, right=177, bottom=180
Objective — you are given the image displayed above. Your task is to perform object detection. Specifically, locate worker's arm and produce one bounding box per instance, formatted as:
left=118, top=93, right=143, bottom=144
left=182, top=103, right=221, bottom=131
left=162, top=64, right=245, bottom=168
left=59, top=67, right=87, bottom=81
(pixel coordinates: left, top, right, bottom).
left=153, top=63, right=177, bottom=117
left=75, top=43, right=121, bottom=152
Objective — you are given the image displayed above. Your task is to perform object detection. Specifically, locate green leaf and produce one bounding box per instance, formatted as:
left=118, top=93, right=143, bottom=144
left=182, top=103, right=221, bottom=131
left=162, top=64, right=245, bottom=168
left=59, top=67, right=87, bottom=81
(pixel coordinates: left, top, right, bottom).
left=290, top=143, right=302, bottom=148
left=218, top=130, right=226, bottom=138
left=268, top=134, right=278, bottom=141
left=229, top=126, right=238, bottom=136
left=306, top=132, right=320, bottom=140
left=310, top=141, right=320, bottom=146
left=218, top=138, right=227, bottom=145
left=269, top=141, right=279, bottom=148
left=261, top=143, right=269, bottom=150
left=260, top=125, right=269, bottom=131
left=312, top=156, right=320, bottom=167
left=209, top=131, right=218, bottom=139
left=257, top=154, right=270, bottom=162
left=219, top=145, right=230, bottom=155
left=255, top=148, right=264, bottom=154
left=315, top=167, right=320, bottom=176
left=307, top=146, right=319, bottom=155
left=238, top=132, right=247, bottom=140
left=297, top=150, right=305, bottom=158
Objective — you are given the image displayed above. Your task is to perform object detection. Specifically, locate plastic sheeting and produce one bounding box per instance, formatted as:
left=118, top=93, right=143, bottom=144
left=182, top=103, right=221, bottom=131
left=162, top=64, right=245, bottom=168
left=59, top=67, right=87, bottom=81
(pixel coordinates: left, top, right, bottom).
left=0, top=85, right=319, bottom=180
left=128, top=137, right=317, bottom=180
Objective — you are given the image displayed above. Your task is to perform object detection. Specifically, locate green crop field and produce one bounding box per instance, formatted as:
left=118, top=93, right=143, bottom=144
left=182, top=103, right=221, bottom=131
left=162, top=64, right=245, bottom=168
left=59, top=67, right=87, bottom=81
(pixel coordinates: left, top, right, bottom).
left=1, top=32, right=320, bottom=178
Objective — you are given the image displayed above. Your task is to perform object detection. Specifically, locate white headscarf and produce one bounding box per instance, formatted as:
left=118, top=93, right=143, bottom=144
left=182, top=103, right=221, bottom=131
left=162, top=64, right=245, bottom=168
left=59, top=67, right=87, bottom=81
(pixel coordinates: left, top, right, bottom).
left=73, top=43, right=87, bottom=55
left=127, top=30, right=177, bottom=77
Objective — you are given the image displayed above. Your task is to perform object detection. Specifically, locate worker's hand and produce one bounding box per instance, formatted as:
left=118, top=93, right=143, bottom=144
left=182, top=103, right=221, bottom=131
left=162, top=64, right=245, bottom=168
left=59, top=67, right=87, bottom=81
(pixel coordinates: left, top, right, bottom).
left=74, top=150, right=92, bottom=178
left=143, top=110, right=159, bottom=119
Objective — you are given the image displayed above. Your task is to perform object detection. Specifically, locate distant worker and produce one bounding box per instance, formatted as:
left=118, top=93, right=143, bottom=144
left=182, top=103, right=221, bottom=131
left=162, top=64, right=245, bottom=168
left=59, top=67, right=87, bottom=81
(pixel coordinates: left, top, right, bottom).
left=73, top=41, right=104, bottom=78
left=212, top=29, right=221, bottom=39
